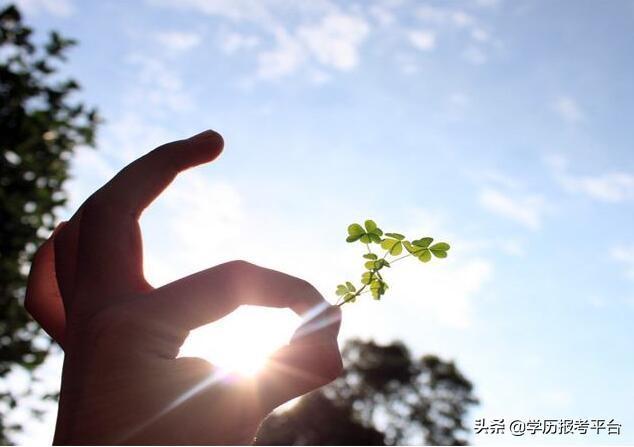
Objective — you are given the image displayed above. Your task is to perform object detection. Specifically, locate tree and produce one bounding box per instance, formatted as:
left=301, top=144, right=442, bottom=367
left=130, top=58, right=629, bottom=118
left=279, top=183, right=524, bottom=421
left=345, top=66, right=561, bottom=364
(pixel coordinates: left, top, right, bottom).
left=256, top=339, right=479, bottom=445
left=0, top=4, right=98, bottom=443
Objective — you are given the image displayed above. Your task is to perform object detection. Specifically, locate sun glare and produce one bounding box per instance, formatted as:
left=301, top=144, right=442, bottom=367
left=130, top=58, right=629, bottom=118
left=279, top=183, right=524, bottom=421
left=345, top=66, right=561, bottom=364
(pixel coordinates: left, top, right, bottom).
left=178, top=306, right=300, bottom=376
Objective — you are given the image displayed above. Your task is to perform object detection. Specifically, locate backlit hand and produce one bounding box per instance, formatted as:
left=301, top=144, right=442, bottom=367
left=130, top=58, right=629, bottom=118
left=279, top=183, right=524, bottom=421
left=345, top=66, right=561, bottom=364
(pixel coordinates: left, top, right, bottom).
left=25, top=130, right=343, bottom=445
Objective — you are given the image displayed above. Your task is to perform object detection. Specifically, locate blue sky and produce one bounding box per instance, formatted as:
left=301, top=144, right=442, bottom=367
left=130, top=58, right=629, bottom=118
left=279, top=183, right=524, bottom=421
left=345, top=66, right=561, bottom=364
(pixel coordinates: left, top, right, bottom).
left=6, top=0, right=634, bottom=444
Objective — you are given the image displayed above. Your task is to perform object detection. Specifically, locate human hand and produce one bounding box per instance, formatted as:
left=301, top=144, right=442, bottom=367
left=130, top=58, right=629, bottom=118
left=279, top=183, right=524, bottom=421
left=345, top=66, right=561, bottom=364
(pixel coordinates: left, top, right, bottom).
left=25, top=130, right=343, bottom=445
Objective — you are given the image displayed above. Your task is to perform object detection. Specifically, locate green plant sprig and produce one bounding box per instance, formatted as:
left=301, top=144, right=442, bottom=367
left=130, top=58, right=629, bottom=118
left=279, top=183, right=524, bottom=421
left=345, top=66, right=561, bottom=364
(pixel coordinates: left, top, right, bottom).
left=335, top=219, right=450, bottom=306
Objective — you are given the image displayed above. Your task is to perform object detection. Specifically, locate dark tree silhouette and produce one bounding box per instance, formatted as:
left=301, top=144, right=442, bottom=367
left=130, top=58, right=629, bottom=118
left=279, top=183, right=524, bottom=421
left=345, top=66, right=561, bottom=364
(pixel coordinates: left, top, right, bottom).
left=0, top=4, right=98, bottom=442
left=256, top=339, right=478, bottom=445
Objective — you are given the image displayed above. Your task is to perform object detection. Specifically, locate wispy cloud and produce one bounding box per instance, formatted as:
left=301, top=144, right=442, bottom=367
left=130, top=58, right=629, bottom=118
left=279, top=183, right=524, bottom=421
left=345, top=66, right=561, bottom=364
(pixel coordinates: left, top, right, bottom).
left=408, top=30, right=436, bottom=51
left=479, top=187, right=546, bottom=230
left=126, top=54, right=193, bottom=112
left=414, top=4, right=494, bottom=64
left=155, top=31, right=201, bottom=52
left=297, top=13, right=370, bottom=72
left=545, top=154, right=634, bottom=202
left=256, top=28, right=306, bottom=80
left=552, top=96, right=584, bottom=124
left=219, top=31, right=260, bottom=54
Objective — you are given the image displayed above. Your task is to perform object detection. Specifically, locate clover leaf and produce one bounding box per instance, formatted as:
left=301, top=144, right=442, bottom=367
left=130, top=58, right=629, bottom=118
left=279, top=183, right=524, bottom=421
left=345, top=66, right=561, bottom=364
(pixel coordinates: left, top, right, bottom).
left=346, top=220, right=383, bottom=244
left=337, top=219, right=451, bottom=306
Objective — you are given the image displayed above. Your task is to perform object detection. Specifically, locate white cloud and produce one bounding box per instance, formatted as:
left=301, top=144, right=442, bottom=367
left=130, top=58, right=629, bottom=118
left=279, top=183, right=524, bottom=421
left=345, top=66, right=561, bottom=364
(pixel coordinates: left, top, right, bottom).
left=15, top=0, right=74, bottom=17
left=414, top=4, right=495, bottom=64
left=148, top=0, right=372, bottom=80
left=155, top=31, right=201, bottom=51
left=545, top=154, right=634, bottom=202
left=611, top=246, right=634, bottom=280
left=393, top=257, right=493, bottom=329
left=479, top=187, right=545, bottom=230
left=297, top=13, right=370, bottom=71
left=256, top=29, right=306, bottom=80
left=365, top=209, right=496, bottom=330
left=256, top=13, right=369, bottom=80
left=219, top=31, right=260, bottom=54
left=126, top=54, right=193, bottom=112
left=553, top=96, right=584, bottom=123
left=564, top=172, right=634, bottom=202
left=416, top=5, right=474, bottom=27
left=147, top=0, right=275, bottom=24
left=408, top=30, right=436, bottom=51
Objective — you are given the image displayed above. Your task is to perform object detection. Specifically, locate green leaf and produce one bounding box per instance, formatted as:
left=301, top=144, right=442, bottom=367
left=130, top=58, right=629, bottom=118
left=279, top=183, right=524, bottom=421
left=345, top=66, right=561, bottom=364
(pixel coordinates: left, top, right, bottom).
left=346, top=281, right=356, bottom=292
left=348, top=223, right=365, bottom=237
left=403, top=240, right=421, bottom=254
left=369, top=233, right=382, bottom=243
left=364, top=219, right=378, bottom=233
left=418, top=249, right=432, bottom=262
left=381, top=238, right=403, bottom=255
left=370, top=278, right=388, bottom=300
left=346, top=234, right=362, bottom=243
left=343, top=292, right=356, bottom=303
left=413, top=237, right=433, bottom=248
left=385, top=232, right=405, bottom=240
left=430, top=242, right=450, bottom=258
left=381, top=238, right=396, bottom=250
left=361, top=271, right=373, bottom=285
left=430, top=242, right=450, bottom=251
left=336, top=284, right=349, bottom=296
left=363, top=253, right=378, bottom=260
left=360, top=234, right=371, bottom=244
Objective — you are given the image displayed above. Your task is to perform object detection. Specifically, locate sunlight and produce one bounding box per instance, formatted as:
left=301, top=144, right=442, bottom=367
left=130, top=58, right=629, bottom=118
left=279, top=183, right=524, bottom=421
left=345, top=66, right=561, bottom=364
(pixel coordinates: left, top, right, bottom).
left=178, top=306, right=300, bottom=376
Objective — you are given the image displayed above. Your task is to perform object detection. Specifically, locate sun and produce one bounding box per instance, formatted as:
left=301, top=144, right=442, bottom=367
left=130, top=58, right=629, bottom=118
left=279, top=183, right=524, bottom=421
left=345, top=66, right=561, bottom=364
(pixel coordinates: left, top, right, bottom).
left=178, top=305, right=300, bottom=376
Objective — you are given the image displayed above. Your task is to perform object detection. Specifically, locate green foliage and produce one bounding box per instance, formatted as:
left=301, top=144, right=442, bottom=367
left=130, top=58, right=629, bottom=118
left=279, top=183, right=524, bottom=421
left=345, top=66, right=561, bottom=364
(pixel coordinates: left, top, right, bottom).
left=256, top=339, right=478, bottom=445
left=346, top=219, right=383, bottom=244
left=0, top=4, right=99, bottom=442
left=336, top=219, right=450, bottom=305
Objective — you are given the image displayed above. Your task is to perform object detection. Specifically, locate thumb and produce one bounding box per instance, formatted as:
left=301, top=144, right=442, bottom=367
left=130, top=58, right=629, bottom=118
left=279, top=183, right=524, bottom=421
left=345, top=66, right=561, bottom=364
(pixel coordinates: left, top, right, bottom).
left=25, top=222, right=67, bottom=347
left=254, top=305, right=342, bottom=413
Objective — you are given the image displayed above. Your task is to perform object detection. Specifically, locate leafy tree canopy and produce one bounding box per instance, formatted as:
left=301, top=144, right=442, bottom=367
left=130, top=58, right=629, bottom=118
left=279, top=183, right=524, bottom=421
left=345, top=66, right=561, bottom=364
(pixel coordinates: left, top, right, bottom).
left=256, top=339, right=479, bottom=445
left=0, top=4, right=98, bottom=442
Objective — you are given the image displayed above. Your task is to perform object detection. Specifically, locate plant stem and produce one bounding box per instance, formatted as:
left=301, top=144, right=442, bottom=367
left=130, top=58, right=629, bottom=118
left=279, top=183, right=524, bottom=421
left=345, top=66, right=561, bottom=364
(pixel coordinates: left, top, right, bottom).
left=337, top=283, right=368, bottom=306
left=389, top=253, right=412, bottom=264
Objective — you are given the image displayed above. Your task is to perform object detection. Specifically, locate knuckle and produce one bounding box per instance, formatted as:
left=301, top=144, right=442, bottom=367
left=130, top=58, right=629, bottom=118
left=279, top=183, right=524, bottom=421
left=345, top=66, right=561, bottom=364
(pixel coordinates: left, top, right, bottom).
left=175, top=356, right=214, bottom=376
left=224, top=259, right=257, bottom=278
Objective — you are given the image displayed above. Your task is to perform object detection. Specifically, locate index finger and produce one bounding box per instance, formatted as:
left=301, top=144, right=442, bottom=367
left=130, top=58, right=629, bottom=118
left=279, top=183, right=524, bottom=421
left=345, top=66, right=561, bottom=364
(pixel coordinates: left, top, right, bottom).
left=95, top=129, right=224, bottom=217
left=129, top=260, right=329, bottom=331
left=70, top=130, right=224, bottom=302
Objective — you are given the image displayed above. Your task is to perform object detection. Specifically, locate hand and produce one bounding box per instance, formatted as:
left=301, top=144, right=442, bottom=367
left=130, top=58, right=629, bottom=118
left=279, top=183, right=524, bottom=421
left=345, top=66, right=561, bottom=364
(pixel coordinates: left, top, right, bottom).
left=24, top=130, right=343, bottom=445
